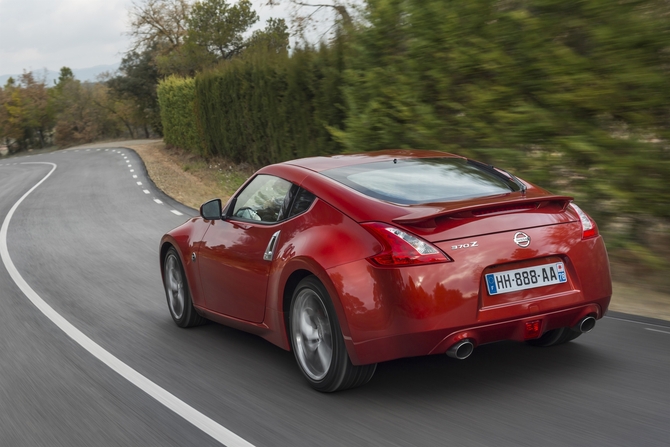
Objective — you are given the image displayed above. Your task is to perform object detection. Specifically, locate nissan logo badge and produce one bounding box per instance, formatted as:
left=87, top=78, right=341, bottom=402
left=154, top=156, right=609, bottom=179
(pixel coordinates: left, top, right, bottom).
left=514, top=231, right=531, bottom=248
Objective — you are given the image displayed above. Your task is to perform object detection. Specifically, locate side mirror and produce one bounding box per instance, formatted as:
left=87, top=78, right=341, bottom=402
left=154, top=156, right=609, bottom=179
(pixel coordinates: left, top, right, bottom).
left=200, top=199, right=222, bottom=221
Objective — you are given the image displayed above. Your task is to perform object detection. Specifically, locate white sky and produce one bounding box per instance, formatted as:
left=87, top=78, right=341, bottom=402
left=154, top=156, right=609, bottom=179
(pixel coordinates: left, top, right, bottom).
left=0, top=0, right=290, bottom=76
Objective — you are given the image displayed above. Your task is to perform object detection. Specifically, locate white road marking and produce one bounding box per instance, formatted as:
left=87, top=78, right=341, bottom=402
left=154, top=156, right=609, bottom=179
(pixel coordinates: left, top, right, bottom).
left=143, top=190, right=150, bottom=194
left=136, top=182, right=142, bottom=186
left=154, top=199, right=163, bottom=204
left=645, top=328, right=670, bottom=335
left=128, top=164, right=132, bottom=168
left=130, top=169, right=135, bottom=173
left=133, top=175, right=138, bottom=179
left=0, top=162, right=254, bottom=447
left=605, top=315, right=670, bottom=329
left=171, top=210, right=183, bottom=216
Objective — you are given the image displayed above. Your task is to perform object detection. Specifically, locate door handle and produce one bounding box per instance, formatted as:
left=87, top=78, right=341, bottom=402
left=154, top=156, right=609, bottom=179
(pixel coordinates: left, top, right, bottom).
left=263, top=230, right=281, bottom=261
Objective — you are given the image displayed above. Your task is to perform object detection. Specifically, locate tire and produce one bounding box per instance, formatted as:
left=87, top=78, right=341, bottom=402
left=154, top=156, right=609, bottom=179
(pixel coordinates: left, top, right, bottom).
left=289, top=276, right=376, bottom=392
left=163, top=247, right=206, bottom=328
left=526, top=327, right=581, bottom=347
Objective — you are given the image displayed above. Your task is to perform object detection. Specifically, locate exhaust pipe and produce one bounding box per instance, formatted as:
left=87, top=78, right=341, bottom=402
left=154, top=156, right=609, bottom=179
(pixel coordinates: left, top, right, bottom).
left=572, top=316, right=596, bottom=334
left=446, top=339, right=474, bottom=360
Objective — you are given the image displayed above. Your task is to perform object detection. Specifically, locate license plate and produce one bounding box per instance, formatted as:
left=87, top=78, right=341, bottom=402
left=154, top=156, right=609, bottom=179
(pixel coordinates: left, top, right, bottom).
left=485, top=262, right=567, bottom=296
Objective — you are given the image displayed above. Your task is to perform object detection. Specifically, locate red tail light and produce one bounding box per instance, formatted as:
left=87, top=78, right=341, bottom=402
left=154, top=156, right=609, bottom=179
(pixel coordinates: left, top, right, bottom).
left=361, top=222, right=452, bottom=266
left=570, top=203, right=598, bottom=239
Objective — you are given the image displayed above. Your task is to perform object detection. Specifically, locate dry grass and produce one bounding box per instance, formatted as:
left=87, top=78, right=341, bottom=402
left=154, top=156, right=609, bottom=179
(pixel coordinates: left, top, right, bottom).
left=120, top=140, right=254, bottom=209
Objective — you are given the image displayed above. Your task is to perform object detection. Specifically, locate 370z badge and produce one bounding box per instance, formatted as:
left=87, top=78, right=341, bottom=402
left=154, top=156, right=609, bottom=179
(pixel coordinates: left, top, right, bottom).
left=452, top=241, right=479, bottom=250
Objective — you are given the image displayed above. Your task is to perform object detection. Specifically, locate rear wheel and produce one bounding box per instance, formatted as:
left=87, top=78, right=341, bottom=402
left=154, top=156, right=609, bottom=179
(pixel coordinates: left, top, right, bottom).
left=163, top=247, right=206, bottom=328
left=526, top=327, right=581, bottom=347
left=289, top=276, right=376, bottom=392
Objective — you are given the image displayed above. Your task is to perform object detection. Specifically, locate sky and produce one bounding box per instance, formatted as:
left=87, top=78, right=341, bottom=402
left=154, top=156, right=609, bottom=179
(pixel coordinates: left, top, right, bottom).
left=0, top=0, right=290, bottom=76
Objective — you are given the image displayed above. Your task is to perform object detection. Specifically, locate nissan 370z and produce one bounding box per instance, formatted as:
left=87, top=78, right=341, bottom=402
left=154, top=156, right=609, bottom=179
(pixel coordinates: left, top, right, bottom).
left=159, top=150, right=612, bottom=392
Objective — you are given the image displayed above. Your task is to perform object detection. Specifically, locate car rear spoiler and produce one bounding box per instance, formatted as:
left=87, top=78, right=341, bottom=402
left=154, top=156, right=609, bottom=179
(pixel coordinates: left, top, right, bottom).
left=393, top=195, right=574, bottom=227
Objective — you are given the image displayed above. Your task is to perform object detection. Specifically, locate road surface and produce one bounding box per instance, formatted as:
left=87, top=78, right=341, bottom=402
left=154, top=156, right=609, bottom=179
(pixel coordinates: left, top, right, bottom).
left=1, top=147, right=668, bottom=446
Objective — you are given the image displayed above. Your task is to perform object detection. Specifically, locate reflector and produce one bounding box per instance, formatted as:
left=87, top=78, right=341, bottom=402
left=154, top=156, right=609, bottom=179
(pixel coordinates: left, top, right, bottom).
left=525, top=320, right=542, bottom=339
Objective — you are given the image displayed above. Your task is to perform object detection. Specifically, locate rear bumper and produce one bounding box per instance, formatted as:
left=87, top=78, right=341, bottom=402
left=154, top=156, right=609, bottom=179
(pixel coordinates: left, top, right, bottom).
left=346, top=302, right=605, bottom=364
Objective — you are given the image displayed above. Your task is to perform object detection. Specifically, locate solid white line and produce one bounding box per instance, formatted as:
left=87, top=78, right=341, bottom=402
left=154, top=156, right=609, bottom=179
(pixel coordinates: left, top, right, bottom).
left=0, top=162, right=254, bottom=447
left=605, top=315, right=670, bottom=329
left=171, top=210, right=183, bottom=216
left=645, top=328, right=670, bottom=335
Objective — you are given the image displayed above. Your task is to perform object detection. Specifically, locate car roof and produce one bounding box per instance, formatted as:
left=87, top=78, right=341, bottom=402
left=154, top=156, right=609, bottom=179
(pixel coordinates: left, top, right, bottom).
left=282, top=149, right=463, bottom=172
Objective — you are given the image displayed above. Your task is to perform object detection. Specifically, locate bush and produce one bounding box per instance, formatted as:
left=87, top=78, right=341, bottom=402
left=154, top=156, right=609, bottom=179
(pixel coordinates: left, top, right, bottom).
left=157, top=76, right=204, bottom=154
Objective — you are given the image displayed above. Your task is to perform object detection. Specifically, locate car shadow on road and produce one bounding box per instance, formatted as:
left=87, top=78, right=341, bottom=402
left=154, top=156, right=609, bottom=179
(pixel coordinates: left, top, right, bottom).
left=362, top=339, right=615, bottom=398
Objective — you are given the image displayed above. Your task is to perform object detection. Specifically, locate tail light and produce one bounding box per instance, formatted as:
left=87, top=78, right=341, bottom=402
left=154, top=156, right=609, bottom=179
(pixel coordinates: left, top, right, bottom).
left=361, top=222, right=452, bottom=266
left=570, top=203, right=598, bottom=239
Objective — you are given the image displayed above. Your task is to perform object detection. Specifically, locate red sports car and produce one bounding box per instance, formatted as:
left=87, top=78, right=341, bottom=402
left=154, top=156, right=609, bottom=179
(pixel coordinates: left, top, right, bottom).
left=160, top=150, right=612, bottom=392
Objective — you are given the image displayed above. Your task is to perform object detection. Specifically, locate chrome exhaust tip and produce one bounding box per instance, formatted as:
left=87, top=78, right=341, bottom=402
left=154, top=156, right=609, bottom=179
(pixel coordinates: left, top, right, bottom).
left=446, top=339, right=474, bottom=360
left=573, top=316, right=596, bottom=333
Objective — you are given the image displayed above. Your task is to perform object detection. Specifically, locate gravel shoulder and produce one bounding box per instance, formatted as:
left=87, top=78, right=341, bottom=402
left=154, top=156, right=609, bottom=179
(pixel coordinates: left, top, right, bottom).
left=69, top=139, right=670, bottom=322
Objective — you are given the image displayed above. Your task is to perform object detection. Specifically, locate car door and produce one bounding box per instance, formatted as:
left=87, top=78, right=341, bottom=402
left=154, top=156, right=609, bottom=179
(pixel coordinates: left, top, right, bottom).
left=197, top=175, right=293, bottom=323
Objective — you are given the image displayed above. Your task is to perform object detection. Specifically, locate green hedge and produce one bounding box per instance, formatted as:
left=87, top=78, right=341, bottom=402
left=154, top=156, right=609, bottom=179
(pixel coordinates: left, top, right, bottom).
left=157, top=75, right=204, bottom=154
left=193, top=43, right=345, bottom=165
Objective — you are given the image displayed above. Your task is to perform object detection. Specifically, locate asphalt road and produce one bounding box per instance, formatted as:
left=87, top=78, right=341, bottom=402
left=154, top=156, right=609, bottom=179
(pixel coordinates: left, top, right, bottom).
left=1, top=147, right=669, bottom=447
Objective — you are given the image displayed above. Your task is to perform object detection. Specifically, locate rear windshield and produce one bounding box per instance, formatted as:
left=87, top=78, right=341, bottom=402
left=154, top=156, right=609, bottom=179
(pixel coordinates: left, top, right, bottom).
left=321, top=158, right=519, bottom=205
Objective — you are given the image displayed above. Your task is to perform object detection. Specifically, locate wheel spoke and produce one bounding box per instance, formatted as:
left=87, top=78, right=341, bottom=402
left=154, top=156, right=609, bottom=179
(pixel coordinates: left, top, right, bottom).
left=300, top=312, right=318, bottom=345
left=316, top=342, right=332, bottom=372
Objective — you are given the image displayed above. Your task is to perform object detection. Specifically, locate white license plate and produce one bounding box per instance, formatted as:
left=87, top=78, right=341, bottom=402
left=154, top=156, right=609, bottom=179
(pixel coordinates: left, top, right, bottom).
left=485, top=262, right=567, bottom=296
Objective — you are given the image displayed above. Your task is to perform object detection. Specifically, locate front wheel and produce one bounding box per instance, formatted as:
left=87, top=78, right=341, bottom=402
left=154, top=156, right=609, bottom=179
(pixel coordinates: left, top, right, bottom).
left=163, top=247, right=206, bottom=328
left=289, top=276, right=376, bottom=392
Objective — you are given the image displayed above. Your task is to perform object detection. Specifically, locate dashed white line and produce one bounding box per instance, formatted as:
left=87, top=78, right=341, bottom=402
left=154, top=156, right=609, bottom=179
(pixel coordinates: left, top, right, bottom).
left=143, top=190, right=150, bottom=194
left=130, top=169, right=135, bottom=173
left=133, top=175, right=138, bottom=179
left=171, top=210, right=183, bottom=216
left=136, top=182, right=143, bottom=186
left=154, top=199, right=163, bottom=204
left=0, top=162, right=253, bottom=447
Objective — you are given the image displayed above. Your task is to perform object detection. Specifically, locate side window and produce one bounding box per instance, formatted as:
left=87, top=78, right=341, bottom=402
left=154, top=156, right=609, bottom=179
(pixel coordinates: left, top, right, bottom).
left=288, top=188, right=316, bottom=218
left=232, top=175, right=292, bottom=223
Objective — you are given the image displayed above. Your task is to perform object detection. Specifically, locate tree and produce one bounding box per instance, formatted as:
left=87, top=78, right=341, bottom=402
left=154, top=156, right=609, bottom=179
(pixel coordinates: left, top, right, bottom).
left=107, top=49, right=163, bottom=136
left=54, top=67, right=74, bottom=88
left=128, top=0, right=191, bottom=55
left=53, top=78, right=120, bottom=145
left=186, top=0, right=259, bottom=60
left=247, top=18, right=290, bottom=54
left=19, top=72, right=53, bottom=148
left=0, top=72, right=53, bottom=152
left=265, top=0, right=358, bottom=39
